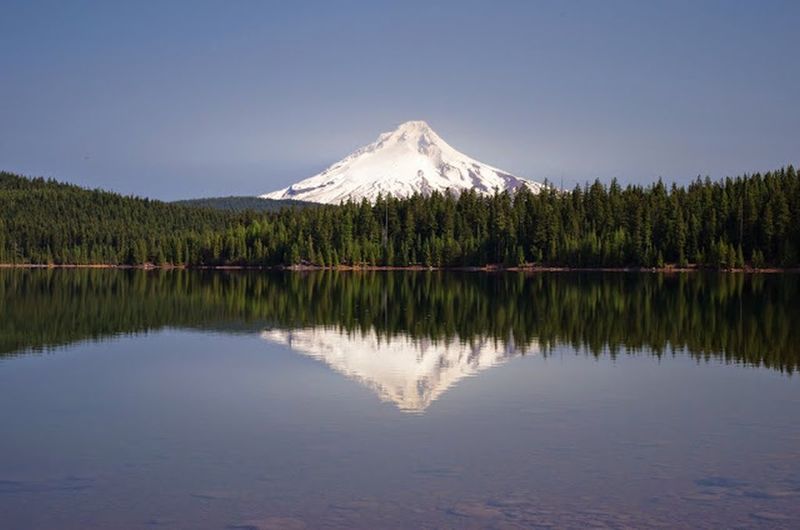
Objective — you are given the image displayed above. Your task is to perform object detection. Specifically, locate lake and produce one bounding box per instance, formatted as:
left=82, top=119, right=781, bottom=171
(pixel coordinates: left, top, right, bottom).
left=1, top=270, right=799, bottom=529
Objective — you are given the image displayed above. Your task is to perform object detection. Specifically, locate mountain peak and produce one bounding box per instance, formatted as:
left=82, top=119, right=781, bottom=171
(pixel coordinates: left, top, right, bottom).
left=394, top=119, right=431, bottom=132
left=262, top=121, right=543, bottom=204
left=375, top=120, right=443, bottom=156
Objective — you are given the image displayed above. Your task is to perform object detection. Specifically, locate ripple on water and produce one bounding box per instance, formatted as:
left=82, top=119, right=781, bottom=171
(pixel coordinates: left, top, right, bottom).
left=228, top=517, right=307, bottom=530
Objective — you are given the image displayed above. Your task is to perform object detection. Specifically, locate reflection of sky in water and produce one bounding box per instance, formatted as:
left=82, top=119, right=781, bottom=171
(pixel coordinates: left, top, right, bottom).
left=1, top=329, right=799, bottom=529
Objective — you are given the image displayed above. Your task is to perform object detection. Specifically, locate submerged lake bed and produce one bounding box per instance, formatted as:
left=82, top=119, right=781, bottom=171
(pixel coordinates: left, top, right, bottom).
left=1, top=270, right=799, bottom=529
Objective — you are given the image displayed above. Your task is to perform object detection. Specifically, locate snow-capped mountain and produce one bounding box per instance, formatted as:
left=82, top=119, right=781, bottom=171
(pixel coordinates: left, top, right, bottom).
left=262, top=327, right=537, bottom=412
left=261, top=120, right=543, bottom=204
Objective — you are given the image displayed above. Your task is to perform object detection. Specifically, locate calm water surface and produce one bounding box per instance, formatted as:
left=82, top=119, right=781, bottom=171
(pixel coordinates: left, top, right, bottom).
left=1, top=270, right=799, bottom=529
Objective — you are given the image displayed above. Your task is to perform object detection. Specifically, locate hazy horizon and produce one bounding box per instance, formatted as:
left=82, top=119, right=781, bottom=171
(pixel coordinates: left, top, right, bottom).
left=2, top=0, right=799, bottom=200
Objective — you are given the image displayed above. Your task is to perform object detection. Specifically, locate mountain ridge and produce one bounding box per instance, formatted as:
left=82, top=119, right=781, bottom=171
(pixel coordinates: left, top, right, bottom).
left=261, top=120, right=543, bottom=204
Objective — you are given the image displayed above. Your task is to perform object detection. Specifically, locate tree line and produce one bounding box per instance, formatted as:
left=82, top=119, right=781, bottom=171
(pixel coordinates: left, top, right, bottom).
left=1, top=166, right=799, bottom=268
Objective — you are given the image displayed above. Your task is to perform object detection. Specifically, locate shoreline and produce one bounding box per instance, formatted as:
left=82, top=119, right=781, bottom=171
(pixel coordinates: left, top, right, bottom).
left=0, top=263, right=797, bottom=273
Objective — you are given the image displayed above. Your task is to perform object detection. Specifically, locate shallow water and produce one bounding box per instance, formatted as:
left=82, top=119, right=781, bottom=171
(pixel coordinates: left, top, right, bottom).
left=1, top=270, right=799, bottom=529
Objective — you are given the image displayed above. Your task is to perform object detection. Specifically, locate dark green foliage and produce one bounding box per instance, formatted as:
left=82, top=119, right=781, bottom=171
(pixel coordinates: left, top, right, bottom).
left=170, top=195, right=314, bottom=212
left=0, top=171, right=235, bottom=265
left=2, top=167, right=799, bottom=268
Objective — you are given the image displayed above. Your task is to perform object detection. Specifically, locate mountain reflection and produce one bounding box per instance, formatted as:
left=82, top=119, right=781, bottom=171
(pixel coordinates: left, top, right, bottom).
left=2, top=269, right=799, bottom=376
left=263, top=328, right=532, bottom=411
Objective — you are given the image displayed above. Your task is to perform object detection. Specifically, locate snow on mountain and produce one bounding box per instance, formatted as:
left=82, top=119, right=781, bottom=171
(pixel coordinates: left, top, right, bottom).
left=261, top=120, right=543, bottom=204
left=261, top=327, right=538, bottom=412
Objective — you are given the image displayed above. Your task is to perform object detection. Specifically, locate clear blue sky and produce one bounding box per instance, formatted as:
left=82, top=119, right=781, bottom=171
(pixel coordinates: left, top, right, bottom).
left=1, top=0, right=798, bottom=200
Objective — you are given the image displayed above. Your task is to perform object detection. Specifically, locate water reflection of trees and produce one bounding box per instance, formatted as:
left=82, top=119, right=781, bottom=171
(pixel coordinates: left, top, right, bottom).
left=1, top=270, right=797, bottom=373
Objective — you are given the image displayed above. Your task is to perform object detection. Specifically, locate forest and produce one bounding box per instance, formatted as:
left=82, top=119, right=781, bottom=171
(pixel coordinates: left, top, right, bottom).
left=170, top=195, right=312, bottom=212
left=1, top=166, right=799, bottom=268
